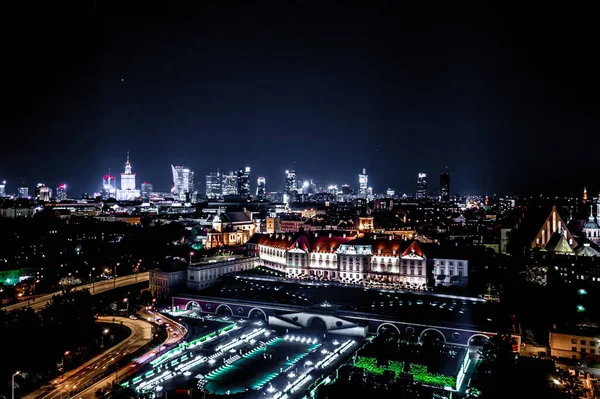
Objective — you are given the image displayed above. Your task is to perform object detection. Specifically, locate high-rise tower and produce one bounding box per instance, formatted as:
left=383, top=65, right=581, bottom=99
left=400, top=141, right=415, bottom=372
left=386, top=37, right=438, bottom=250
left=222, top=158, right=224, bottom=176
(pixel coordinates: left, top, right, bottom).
left=359, top=168, right=368, bottom=198
left=237, top=167, right=251, bottom=197
left=440, top=172, right=450, bottom=202
left=284, top=170, right=298, bottom=203
left=222, top=171, right=238, bottom=195
left=416, top=173, right=427, bottom=199
left=171, top=165, right=196, bottom=202
left=256, top=176, right=266, bottom=200
left=56, top=184, right=68, bottom=201
left=117, top=152, right=140, bottom=201
left=206, top=171, right=222, bottom=199
left=102, top=173, right=116, bottom=199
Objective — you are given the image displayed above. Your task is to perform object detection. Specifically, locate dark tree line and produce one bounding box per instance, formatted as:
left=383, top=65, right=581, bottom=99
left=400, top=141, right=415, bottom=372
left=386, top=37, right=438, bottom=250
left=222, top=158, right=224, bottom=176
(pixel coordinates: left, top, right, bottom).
left=0, top=289, right=97, bottom=396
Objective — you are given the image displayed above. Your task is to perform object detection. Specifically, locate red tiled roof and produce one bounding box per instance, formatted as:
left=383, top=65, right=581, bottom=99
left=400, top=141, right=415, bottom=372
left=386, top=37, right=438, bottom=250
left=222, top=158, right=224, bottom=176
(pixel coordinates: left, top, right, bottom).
left=312, top=235, right=354, bottom=253
left=402, top=241, right=424, bottom=257
left=372, top=238, right=403, bottom=256
left=255, top=234, right=294, bottom=250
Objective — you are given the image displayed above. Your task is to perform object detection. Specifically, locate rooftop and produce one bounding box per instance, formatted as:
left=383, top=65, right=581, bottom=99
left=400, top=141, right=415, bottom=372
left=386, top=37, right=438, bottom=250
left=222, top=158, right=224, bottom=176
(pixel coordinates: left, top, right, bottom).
left=196, top=275, right=510, bottom=332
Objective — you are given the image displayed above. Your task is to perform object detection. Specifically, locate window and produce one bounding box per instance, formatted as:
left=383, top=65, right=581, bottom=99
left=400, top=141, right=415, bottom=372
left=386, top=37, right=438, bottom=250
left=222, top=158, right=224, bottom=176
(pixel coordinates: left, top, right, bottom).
left=572, top=347, right=577, bottom=352
left=592, top=349, right=597, bottom=354
left=591, top=341, right=596, bottom=346
left=581, top=340, right=586, bottom=345
left=582, top=348, right=586, bottom=353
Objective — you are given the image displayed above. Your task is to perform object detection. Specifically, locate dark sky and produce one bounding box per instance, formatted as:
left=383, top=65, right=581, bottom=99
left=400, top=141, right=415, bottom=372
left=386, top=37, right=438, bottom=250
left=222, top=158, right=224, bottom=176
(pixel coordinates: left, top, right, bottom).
left=1, top=1, right=598, bottom=197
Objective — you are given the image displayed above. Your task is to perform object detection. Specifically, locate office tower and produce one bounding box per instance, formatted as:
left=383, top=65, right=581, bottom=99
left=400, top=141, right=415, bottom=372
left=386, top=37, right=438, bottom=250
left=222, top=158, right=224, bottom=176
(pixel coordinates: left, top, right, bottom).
left=102, top=173, right=116, bottom=199
left=386, top=188, right=395, bottom=196
left=141, top=182, right=153, bottom=201
left=116, top=152, right=141, bottom=201
left=440, top=172, right=450, bottom=202
left=38, top=185, right=51, bottom=202
left=222, top=171, right=238, bottom=195
left=359, top=168, right=368, bottom=198
left=416, top=173, right=427, bottom=199
left=237, top=167, right=250, bottom=197
left=256, top=176, right=266, bottom=200
left=0, top=180, right=6, bottom=197
left=171, top=165, right=196, bottom=202
left=56, top=184, right=68, bottom=201
left=206, top=171, right=222, bottom=199
left=284, top=169, right=297, bottom=203
left=341, top=184, right=351, bottom=195
left=18, top=185, right=28, bottom=198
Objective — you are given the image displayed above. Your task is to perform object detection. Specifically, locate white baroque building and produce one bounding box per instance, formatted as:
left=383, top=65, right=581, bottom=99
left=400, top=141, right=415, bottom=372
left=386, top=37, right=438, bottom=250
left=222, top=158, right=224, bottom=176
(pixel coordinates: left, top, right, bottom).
left=249, top=232, right=469, bottom=288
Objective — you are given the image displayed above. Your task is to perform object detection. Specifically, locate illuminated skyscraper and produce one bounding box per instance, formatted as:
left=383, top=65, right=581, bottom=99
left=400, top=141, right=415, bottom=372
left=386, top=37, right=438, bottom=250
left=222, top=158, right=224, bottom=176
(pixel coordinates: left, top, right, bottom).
left=256, top=176, right=266, bottom=200
left=359, top=168, right=368, bottom=198
left=56, top=184, right=68, bottom=201
left=0, top=180, right=6, bottom=197
left=222, top=171, right=237, bottom=195
left=440, top=172, right=450, bottom=202
left=141, top=182, right=153, bottom=201
left=38, top=184, right=50, bottom=202
left=416, top=173, right=427, bottom=199
left=206, top=171, right=222, bottom=199
left=171, top=165, right=196, bottom=202
left=284, top=170, right=297, bottom=203
left=237, top=167, right=251, bottom=197
left=116, top=152, right=140, bottom=201
left=18, top=185, right=28, bottom=199
left=102, top=173, right=116, bottom=199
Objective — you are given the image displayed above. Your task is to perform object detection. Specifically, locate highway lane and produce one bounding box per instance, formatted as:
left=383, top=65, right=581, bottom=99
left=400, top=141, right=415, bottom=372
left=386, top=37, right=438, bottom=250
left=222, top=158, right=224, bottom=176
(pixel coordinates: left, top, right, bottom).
left=75, top=312, right=187, bottom=399
left=2, top=273, right=149, bottom=312
left=23, top=317, right=152, bottom=399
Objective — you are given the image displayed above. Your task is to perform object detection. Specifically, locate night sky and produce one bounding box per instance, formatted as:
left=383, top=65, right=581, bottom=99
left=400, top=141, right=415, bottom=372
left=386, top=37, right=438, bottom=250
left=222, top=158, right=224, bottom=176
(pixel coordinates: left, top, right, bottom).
left=1, top=1, right=598, bottom=197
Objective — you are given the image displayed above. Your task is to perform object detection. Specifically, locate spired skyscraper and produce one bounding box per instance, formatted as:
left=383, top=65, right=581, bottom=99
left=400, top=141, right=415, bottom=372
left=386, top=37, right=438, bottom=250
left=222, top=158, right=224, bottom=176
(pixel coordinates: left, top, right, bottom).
left=440, top=172, right=450, bottom=202
left=102, top=173, right=116, bottom=199
left=171, top=165, right=196, bottom=203
left=256, top=176, right=266, bottom=200
left=416, top=173, right=427, bottom=199
left=116, top=152, right=141, bottom=201
left=359, top=168, right=368, bottom=198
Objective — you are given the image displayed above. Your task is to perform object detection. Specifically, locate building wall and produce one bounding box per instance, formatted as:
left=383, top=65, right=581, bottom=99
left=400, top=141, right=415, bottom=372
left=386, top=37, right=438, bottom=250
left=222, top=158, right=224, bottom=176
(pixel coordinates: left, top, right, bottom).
left=550, top=331, right=600, bottom=362
left=149, top=269, right=187, bottom=300
left=433, top=258, right=469, bottom=287
left=187, top=257, right=257, bottom=290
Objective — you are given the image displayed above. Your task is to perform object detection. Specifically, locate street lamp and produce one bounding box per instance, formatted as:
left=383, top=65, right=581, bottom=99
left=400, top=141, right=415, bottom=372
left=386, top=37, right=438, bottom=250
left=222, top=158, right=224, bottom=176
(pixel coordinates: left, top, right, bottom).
left=12, top=371, right=20, bottom=399
left=189, top=252, right=195, bottom=265
left=123, top=297, right=129, bottom=315
left=114, top=263, right=120, bottom=288
left=61, top=352, right=69, bottom=379
left=101, top=329, right=109, bottom=348
left=89, top=267, right=96, bottom=294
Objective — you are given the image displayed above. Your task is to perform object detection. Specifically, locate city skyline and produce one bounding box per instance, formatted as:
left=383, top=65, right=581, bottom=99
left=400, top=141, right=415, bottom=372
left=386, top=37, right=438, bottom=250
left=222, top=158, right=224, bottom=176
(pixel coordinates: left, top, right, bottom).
left=1, top=2, right=598, bottom=197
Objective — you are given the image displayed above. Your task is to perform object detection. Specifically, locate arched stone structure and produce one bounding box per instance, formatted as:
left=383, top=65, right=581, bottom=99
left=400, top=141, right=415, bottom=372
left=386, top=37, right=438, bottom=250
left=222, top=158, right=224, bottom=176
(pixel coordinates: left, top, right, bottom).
left=215, top=304, right=233, bottom=316
left=248, top=307, right=267, bottom=320
left=467, top=333, right=491, bottom=346
left=306, top=316, right=328, bottom=331
left=376, top=323, right=401, bottom=335
left=419, top=327, right=447, bottom=344
left=186, top=301, right=201, bottom=311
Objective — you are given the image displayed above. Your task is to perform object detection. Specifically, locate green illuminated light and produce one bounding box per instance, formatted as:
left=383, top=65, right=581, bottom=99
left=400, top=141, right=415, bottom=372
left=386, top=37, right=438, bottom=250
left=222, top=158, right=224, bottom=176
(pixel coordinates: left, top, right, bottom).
left=577, top=305, right=586, bottom=312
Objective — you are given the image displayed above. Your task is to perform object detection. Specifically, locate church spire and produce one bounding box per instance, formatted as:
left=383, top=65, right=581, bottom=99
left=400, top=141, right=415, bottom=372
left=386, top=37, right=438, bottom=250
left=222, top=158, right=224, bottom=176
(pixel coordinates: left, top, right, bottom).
left=583, top=187, right=588, bottom=203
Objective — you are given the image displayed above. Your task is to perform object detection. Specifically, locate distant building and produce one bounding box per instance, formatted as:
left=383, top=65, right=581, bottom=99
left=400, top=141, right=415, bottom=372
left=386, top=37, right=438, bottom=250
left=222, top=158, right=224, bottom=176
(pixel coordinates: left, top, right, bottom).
left=265, top=217, right=281, bottom=234
left=101, top=174, right=116, bottom=199
left=206, top=172, right=222, bottom=199
left=116, top=152, right=140, bottom=201
left=237, top=167, right=251, bottom=197
left=416, top=173, right=427, bottom=199
left=55, top=184, right=68, bottom=201
left=149, top=259, right=187, bottom=301
left=550, top=325, right=600, bottom=362
left=440, top=172, right=450, bottom=202
left=284, top=170, right=298, bottom=203
left=141, top=182, right=153, bottom=201
left=18, top=186, right=29, bottom=199
left=206, top=211, right=258, bottom=248
left=256, top=176, right=266, bottom=200
left=359, top=168, right=368, bottom=198
left=186, top=257, right=257, bottom=291
left=171, top=165, right=196, bottom=202
left=38, top=184, right=51, bottom=202
left=582, top=203, right=600, bottom=243
left=0, top=180, right=6, bottom=197
left=222, top=171, right=238, bottom=195
left=386, top=188, right=395, bottom=197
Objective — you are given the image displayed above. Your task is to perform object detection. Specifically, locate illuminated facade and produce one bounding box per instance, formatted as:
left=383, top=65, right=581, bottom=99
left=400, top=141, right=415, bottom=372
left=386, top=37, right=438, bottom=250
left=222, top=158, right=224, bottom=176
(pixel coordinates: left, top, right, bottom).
left=222, top=171, right=237, bottom=195
left=102, top=174, right=116, bottom=199
left=416, top=173, right=427, bottom=199
left=206, top=211, right=258, bottom=248
left=359, top=168, right=368, bottom=198
left=116, top=153, right=141, bottom=201
left=206, top=171, right=222, bottom=199
left=256, top=176, right=266, bottom=200
left=55, top=184, right=68, bottom=201
left=237, top=167, right=251, bottom=197
left=531, top=206, right=576, bottom=250
left=583, top=204, right=600, bottom=243
left=252, top=233, right=459, bottom=288
left=171, top=165, right=196, bottom=202
left=284, top=170, right=298, bottom=203
left=141, top=182, right=153, bottom=201
left=17, top=186, right=28, bottom=199
left=0, top=180, right=5, bottom=197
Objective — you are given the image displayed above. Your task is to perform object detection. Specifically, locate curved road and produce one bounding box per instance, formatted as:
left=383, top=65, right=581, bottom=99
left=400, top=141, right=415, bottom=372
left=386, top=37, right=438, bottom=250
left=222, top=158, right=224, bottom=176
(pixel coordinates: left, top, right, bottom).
left=3, top=273, right=149, bottom=313
left=23, top=316, right=152, bottom=399
left=74, top=312, right=187, bottom=399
